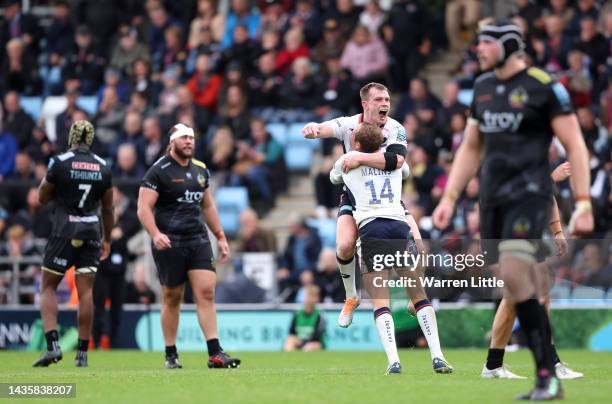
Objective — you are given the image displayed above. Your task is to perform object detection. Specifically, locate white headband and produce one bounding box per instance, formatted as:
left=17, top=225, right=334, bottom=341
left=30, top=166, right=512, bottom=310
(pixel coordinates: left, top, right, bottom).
left=170, top=123, right=195, bottom=141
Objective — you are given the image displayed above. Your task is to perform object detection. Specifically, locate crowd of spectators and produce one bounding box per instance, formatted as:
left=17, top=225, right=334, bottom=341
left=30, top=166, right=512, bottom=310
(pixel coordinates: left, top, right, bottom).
left=0, top=0, right=610, bottom=306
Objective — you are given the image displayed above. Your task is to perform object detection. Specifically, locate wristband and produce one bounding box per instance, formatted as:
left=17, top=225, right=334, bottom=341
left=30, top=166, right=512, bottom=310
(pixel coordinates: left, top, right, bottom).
left=549, top=220, right=562, bottom=235
left=575, top=195, right=591, bottom=202
left=443, top=190, right=459, bottom=202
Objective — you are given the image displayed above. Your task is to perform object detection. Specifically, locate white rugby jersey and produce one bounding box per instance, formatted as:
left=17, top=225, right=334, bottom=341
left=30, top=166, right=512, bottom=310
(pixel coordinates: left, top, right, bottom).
left=324, top=114, right=407, bottom=152
left=330, top=152, right=407, bottom=228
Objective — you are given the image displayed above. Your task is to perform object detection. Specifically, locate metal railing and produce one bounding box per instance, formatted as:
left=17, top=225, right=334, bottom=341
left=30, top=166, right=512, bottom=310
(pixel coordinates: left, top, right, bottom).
left=0, top=256, right=42, bottom=305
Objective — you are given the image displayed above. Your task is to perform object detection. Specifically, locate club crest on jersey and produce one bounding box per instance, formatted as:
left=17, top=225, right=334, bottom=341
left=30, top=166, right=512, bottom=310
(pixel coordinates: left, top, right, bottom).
left=511, top=217, right=531, bottom=238
left=197, top=173, right=206, bottom=187
left=509, top=87, right=529, bottom=108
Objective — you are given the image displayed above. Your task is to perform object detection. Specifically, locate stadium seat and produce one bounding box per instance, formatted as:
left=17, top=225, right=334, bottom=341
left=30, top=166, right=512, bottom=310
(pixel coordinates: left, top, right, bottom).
left=266, top=123, right=287, bottom=146
left=549, top=284, right=571, bottom=300
left=216, top=186, right=249, bottom=213
left=41, top=96, right=68, bottom=143
left=306, top=218, right=336, bottom=248
left=458, top=89, right=473, bottom=106
left=77, top=96, right=98, bottom=116
left=20, top=96, right=43, bottom=121
left=287, top=122, right=320, bottom=149
left=218, top=205, right=241, bottom=238
left=284, top=142, right=313, bottom=172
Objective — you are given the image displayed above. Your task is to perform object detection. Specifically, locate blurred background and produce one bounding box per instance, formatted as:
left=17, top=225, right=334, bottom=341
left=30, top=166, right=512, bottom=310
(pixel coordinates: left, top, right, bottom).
left=0, top=0, right=610, bottom=351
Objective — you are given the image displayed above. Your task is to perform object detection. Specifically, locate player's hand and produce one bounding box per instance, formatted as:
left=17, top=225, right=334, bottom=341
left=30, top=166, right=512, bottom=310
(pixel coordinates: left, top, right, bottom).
left=152, top=232, right=172, bottom=250
left=551, top=162, right=571, bottom=183
left=568, top=206, right=594, bottom=237
left=302, top=123, right=320, bottom=139
left=432, top=197, right=455, bottom=229
left=341, top=153, right=361, bottom=173
left=554, top=232, right=568, bottom=257
left=100, top=240, right=111, bottom=261
left=217, top=237, right=230, bottom=264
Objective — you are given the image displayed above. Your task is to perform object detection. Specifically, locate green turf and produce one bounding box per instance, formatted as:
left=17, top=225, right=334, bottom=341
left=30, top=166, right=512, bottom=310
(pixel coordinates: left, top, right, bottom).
left=1, top=349, right=611, bottom=403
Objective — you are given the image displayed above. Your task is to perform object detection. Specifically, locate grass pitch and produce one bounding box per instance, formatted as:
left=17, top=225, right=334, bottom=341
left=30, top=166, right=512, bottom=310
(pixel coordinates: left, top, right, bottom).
left=2, top=349, right=611, bottom=403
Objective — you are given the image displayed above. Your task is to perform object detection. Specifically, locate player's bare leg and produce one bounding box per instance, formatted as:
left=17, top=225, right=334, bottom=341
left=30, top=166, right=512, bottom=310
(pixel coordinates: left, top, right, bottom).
left=336, top=214, right=359, bottom=327
left=189, top=270, right=240, bottom=369
left=481, top=298, right=526, bottom=379
left=499, top=243, right=561, bottom=400
left=161, top=284, right=184, bottom=368
left=33, top=270, right=64, bottom=367
left=74, top=272, right=95, bottom=367
left=364, top=271, right=400, bottom=374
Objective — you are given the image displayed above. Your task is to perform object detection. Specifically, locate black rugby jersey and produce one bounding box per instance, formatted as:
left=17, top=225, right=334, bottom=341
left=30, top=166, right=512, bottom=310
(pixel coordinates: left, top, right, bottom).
left=469, top=67, right=573, bottom=206
left=141, top=155, right=211, bottom=243
left=46, top=148, right=113, bottom=240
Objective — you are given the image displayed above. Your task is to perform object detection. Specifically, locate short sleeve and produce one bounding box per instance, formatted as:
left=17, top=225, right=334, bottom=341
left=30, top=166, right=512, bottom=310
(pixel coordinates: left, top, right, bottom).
left=329, top=156, right=345, bottom=185
left=547, top=81, right=573, bottom=118
left=103, top=166, right=113, bottom=191
left=45, top=157, right=59, bottom=184
left=204, top=168, right=211, bottom=189
left=467, top=91, right=479, bottom=125
left=141, top=166, right=161, bottom=192
left=327, top=116, right=353, bottom=141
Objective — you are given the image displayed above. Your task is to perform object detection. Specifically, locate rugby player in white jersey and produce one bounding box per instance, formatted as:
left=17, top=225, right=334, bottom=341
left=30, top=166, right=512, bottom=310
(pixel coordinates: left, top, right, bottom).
left=302, top=83, right=407, bottom=329
left=328, top=123, right=452, bottom=374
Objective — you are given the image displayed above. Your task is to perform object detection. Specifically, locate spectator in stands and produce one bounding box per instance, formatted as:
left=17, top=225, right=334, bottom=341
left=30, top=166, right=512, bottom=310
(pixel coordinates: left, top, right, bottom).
left=546, top=0, right=574, bottom=28
left=576, top=106, right=607, bottom=157
left=261, top=28, right=281, bottom=52
left=325, top=0, right=360, bottom=40
left=393, top=77, right=441, bottom=123
left=62, top=25, right=105, bottom=95
left=110, top=26, right=150, bottom=77
left=8, top=151, right=34, bottom=182
left=72, top=0, right=120, bottom=51
left=278, top=56, right=317, bottom=121
left=247, top=51, right=283, bottom=120
left=438, top=81, right=468, bottom=129
left=113, top=143, right=145, bottom=179
left=23, top=126, right=52, bottom=164
left=236, top=209, right=277, bottom=253
left=219, top=84, right=251, bottom=141
left=0, top=224, right=38, bottom=303
left=127, top=90, right=154, bottom=118
left=573, top=16, right=609, bottom=80
left=445, top=0, right=480, bottom=55
left=314, top=143, right=343, bottom=218
left=340, top=25, right=388, bottom=87
left=109, top=110, right=143, bottom=158
left=359, top=0, right=386, bottom=36
left=569, top=243, right=604, bottom=286
left=449, top=111, right=467, bottom=153
left=222, top=0, right=261, bottom=49
left=93, top=186, right=140, bottom=348
left=129, top=58, right=158, bottom=101
left=0, top=0, right=42, bottom=53
left=187, top=53, right=223, bottom=113
left=600, top=78, right=612, bottom=131
left=2, top=91, right=35, bottom=150
left=230, top=117, right=283, bottom=206
left=382, top=0, right=430, bottom=91
left=258, top=0, right=289, bottom=36
left=276, top=26, right=309, bottom=76
left=277, top=215, right=322, bottom=295
left=0, top=125, right=17, bottom=182
left=157, top=65, right=181, bottom=115
left=315, top=248, right=345, bottom=303
left=153, top=25, right=188, bottom=74
left=185, top=26, right=222, bottom=76
left=515, top=0, right=545, bottom=36
left=409, top=143, right=444, bottom=215
left=147, top=3, right=181, bottom=66
left=167, top=85, right=210, bottom=134
left=42, top=0, right=74, bottom=95
left=295, top=269, right=315, bottom=303
left=94, top=86, right=126, bottom=152
left=311, top=18, right=346, bottom=66
left=97, top=68, right=130, bottom=107
left=315, top=52, right=354, bottom=121
left=289, top=0, right=322, bottom=47
left=0, top=37, right=39, bottom=95
left=200, top=125, right=236, bottom=176
left=219, top=24, right=262, bottom=75
left=188, top=0, right=225, bottom=47
left=6, top=187, right=52, bottom=239
left=218, top=61, right=248, bottom=109
left=139, top=116, right=166, bottom=168
left=566, top=0, right=600, bottom=38
left=54, top=89, right=84, bottom=150
left=283, top=284, right=325, bottom=351
left=560, top=50, right=593, bottom=107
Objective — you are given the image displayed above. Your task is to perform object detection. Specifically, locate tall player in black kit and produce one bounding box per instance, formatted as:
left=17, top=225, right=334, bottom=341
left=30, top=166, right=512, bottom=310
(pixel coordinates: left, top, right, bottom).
left=138, top=123, right=240, bottom=369
left=33, top=120, right=114, bottom=367
left=433, top=21, right=593, bottom=400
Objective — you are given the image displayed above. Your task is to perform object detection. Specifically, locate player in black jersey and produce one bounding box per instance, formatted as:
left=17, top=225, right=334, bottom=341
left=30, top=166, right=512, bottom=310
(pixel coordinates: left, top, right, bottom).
left=433, top=21, right=593, bottom=400
left=33, top=120, right=114, bottom=368
left=138, top=123, right=240, bottom=370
